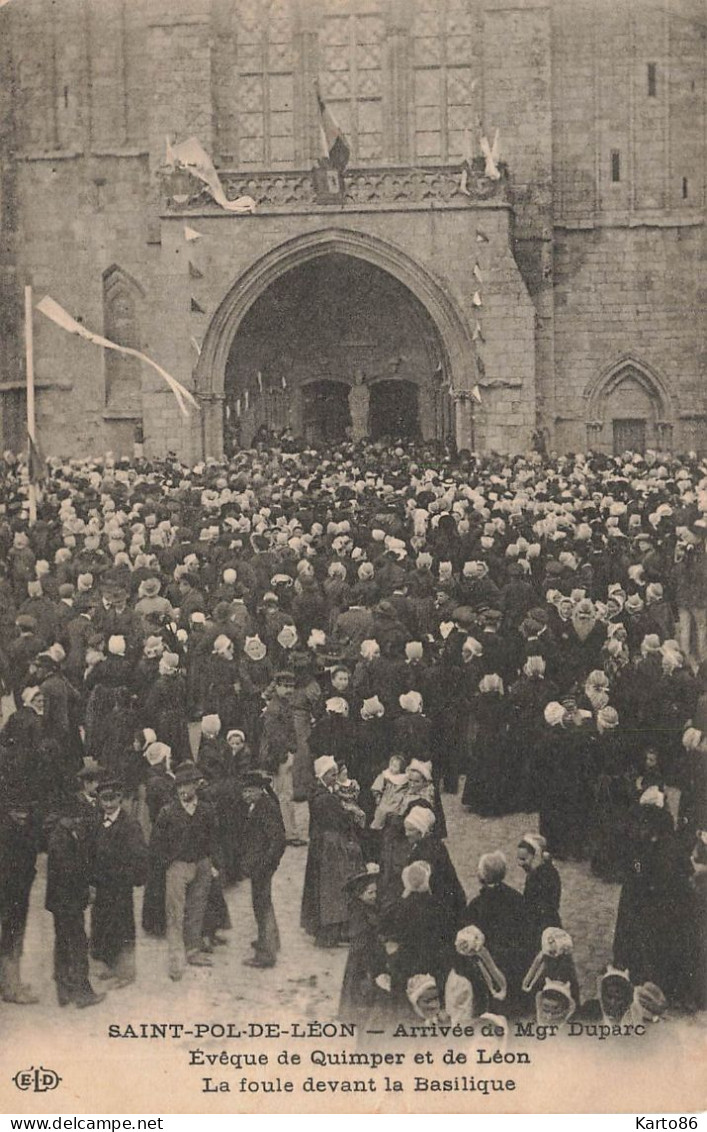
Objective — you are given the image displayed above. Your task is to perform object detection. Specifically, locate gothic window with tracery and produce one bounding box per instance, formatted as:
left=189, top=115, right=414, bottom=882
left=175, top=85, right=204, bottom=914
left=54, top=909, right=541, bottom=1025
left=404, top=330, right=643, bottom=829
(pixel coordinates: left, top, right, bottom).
left=412, top=0, right=476, bottom=163
left=233, top=0, right=295, bottom=168
left=318, top=3, right=384, bottom=164
left=103, top=267, right=143, bottom=413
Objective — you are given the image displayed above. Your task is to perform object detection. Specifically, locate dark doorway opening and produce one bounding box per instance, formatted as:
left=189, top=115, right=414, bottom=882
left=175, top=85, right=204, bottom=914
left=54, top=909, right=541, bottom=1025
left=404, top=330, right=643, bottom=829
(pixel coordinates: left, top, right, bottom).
left=303, top=381, right=351, bottom=443
left=369, top=380, right=420, bottom=440
left=613, top=418, right=646, bottom=455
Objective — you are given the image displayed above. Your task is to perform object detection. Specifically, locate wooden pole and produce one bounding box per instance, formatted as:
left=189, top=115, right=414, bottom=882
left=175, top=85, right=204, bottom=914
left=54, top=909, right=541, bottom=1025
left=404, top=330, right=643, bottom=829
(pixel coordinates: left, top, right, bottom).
left=24, top=284, right=37, bottom=525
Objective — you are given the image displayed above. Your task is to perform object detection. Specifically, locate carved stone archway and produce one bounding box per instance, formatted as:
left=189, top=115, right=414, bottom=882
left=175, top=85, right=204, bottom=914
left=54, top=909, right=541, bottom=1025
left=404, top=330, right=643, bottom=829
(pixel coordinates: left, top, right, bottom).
left=583, top=357, right=676, bottom=453
left=195, top=227, right=475, bottom=456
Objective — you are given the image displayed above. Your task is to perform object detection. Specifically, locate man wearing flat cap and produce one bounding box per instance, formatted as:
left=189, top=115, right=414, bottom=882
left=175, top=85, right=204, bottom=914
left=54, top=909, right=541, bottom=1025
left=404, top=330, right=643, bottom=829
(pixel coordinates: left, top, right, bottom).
left=241, top=771, right=286, bottom=968
left=260, top=670, right=306, bottom=846
left=149, top=762, right=221, bottom=980
left=90, top=779, right=148, bottom=988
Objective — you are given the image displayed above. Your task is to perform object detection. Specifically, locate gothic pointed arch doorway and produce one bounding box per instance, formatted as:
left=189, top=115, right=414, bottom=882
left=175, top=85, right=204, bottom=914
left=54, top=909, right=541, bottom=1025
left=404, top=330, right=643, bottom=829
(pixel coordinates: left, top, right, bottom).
left=584, top=358, right=676, bottom=454
left=195, top=229, right=473, bottom=456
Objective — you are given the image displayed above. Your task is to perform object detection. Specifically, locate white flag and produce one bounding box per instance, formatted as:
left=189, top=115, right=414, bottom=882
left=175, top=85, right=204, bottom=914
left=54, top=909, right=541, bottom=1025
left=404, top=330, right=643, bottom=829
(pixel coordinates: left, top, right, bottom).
left=36, top=296, right=199, bottom=418
left=471, top=384, right=482, bottom=404
left=480, top=129, right=501, bottom=181
left=472, top=291, right=483, bottom=308
left=472, top=321, right=484, bottom=343
left=184, top=226, right=203, bottom=242
left=473, top=263, right=483, bottom=283
left=167, top=136, right=256, bottom=214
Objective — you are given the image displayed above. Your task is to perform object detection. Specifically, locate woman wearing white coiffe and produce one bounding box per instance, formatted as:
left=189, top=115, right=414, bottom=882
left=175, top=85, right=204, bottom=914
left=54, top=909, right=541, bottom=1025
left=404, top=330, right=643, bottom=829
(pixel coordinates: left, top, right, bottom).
left=300, top=755, right=364, bottom=947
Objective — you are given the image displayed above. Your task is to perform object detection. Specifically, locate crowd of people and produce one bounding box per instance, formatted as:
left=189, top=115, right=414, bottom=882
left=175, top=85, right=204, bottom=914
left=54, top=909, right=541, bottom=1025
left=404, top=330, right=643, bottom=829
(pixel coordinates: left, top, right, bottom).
left=0, top=437, right=705, bottom=1027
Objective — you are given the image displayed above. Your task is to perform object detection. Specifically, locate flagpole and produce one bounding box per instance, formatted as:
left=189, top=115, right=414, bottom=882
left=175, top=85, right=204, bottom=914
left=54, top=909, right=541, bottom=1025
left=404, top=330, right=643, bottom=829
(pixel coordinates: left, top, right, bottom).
left=24, top=284, right=37, bottom=526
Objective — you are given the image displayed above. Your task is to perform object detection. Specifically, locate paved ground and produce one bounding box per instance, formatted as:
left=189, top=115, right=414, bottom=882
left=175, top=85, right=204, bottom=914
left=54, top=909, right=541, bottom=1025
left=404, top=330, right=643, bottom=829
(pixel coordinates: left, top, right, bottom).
left=0, top=696, right=690, bottom=1037
left=8, top=783, right=622, bottom=1031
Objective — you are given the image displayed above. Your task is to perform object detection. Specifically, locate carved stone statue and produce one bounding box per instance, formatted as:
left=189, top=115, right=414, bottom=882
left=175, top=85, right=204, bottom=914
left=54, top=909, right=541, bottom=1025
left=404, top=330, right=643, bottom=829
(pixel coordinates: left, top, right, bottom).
left=348, top=368, right=370, bottom=441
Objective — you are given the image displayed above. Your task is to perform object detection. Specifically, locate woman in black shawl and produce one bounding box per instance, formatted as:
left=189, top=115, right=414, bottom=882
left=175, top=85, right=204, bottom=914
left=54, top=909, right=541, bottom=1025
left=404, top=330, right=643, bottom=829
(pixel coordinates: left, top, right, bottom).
left=338, top=868, right=388, bottom=1026
left=301, top=756, right=364, bottom=947
left=516, top=833, right=562, bottom=950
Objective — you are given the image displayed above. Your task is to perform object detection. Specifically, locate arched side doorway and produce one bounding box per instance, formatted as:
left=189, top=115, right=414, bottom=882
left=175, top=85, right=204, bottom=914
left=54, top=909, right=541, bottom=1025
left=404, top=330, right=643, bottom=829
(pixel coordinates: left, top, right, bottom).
left=584, top=359, right=675, bottom=454
left=368, top=380, right=420, bottom=440
left=196, top=228, right=475, bottom=456
left=302, top=380, right=352, bottom=442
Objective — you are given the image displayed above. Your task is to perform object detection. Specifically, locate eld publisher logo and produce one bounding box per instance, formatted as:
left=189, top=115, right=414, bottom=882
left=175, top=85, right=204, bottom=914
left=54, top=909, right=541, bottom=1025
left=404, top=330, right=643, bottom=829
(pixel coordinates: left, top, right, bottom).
left=12, top=1066, right=62, bottom=1092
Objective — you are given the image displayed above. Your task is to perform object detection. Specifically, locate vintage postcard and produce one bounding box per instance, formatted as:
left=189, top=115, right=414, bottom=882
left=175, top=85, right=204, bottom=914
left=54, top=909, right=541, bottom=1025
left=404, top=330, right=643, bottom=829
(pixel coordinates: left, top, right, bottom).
left=0, top=0, right=705, bottom=1117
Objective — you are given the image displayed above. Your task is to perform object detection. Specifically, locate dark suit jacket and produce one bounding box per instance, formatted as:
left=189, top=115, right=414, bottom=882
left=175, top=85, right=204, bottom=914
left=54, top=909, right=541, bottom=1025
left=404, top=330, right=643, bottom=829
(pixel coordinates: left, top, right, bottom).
left=241, top=791, right=286, bottom=877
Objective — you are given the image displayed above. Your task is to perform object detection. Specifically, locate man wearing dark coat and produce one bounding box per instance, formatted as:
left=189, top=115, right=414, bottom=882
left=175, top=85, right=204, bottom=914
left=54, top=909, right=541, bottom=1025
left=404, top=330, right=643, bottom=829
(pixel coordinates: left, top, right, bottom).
left=0, top=790, right=39, bottom=1004
left=241, top=771, right=287, bottom=968
left=90, top=779, right=148, bottom=987
left=260, top=670, right=304, bottom=845
left=149, top=762, right=220, bottom=980
left=45, top=809, right=105, bottom=1008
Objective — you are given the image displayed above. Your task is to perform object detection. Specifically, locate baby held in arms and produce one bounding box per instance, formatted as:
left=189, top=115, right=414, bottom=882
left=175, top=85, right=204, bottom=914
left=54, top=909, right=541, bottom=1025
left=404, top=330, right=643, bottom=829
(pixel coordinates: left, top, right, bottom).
left=370, top=756, right=435, bottom=830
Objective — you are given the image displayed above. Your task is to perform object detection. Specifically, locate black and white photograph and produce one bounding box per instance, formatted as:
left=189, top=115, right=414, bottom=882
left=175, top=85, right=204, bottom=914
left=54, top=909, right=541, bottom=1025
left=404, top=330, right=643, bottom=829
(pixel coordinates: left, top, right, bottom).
left=0, top=0, right=705, bottom=1117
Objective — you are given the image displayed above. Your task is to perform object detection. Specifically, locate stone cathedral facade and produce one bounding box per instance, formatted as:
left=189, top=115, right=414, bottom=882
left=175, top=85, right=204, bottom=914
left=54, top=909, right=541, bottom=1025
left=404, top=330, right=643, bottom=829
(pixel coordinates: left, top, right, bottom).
left=0, top=0, right=704, bottom=461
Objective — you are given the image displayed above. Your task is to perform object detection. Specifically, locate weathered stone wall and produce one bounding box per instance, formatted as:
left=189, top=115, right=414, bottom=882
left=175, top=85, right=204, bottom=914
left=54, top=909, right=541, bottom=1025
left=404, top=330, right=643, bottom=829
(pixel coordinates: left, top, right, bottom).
left=0, top=0, right=703, bottom=458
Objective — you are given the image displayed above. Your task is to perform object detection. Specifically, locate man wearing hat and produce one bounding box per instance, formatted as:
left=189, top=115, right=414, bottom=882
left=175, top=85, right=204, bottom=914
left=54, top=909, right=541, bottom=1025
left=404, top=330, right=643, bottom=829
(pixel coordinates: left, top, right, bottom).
left=45, top=805, right=106, bottom=1009
left=241, top=771, right=286, bottom=968
left=75, top=760, right=104, bottom=828
left=0, top=780, right=40, bottom=1004
left=149, top=762, right=221, bottom=980
left=90, top=779, right=148, bottom=988
left=5, top=614, right=42, bottom=707
left=259, top=670, right=306, bottom=846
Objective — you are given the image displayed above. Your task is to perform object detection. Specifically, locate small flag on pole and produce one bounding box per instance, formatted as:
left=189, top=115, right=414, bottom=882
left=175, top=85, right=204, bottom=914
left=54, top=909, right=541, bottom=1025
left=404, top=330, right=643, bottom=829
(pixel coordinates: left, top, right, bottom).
left=315, top=81, right=350, bottom=172
left=473, top=263, right=483, bottom=283
left=166, top=136, right=257, bottom=214
left=459, top=130, right=473, bottom=196
left=480, top=129, right=501, bottom=181
left=476, top=228, right=490, bottom=244
left=36, top=295, right=199, bottom=418
left=190, top=297, right=205, bottom=314
left=28, top=433, right=46, bottom=484
left=472, top=291, right=483, bottom=308
left=472, top=321, right=485, bottom=344
left=184, top=226, right=203, bottom=242
left=188, top=261, right=204, bottom=279
left=471, top=384, right=482, bottom=404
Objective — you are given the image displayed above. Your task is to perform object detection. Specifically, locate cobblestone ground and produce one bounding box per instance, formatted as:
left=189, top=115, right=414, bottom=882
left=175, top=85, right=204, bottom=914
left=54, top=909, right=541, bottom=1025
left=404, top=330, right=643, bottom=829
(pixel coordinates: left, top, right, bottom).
left=0, top=700, right=695, bottom=1047
left=6, top=781, right=623, bottom=1035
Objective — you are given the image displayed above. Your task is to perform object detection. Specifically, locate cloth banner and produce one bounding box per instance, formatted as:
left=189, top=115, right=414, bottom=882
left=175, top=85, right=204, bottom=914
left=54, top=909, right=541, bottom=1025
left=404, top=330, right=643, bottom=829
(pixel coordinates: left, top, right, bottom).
left=166, top=136, right=256, bottom=214
left=36, top=296, right=199, bottom=418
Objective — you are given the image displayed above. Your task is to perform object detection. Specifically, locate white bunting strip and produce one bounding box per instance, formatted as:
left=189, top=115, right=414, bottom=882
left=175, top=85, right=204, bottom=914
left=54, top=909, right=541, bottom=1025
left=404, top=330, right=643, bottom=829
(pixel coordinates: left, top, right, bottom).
left=36, top=295, right=199, bottom=418
left=167, top=136, right=256, bottom=214
left=480, top=129, right=501, bottom=181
